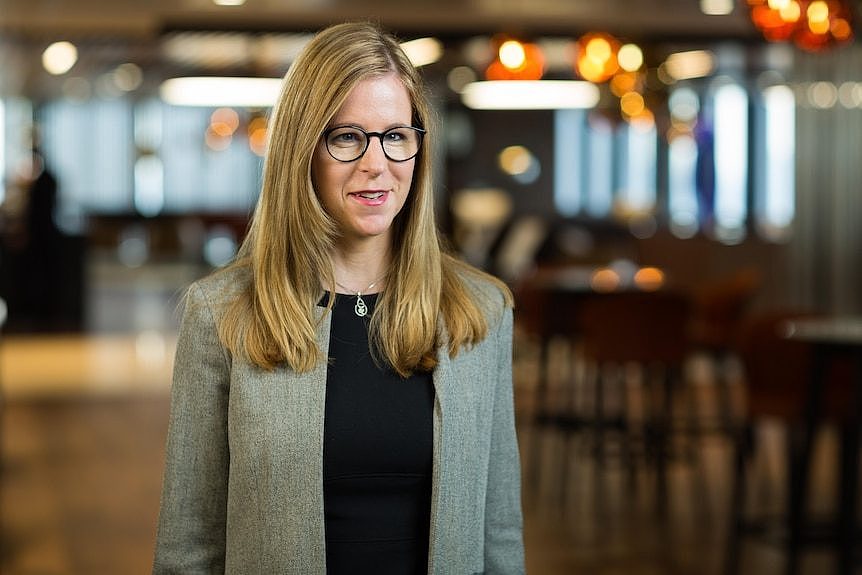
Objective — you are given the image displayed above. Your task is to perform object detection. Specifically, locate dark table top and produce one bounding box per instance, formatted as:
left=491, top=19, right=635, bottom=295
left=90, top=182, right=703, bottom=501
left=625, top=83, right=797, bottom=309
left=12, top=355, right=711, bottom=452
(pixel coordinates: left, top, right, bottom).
left=784, top=317, right=862, bottom=346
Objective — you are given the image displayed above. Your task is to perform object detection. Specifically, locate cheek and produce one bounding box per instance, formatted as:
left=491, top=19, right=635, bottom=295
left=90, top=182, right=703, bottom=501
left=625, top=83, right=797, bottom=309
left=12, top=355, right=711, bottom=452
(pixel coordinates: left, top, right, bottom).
left=396, top=162, right=416, bottom=191
left=394, top=164, right=417, bottom=215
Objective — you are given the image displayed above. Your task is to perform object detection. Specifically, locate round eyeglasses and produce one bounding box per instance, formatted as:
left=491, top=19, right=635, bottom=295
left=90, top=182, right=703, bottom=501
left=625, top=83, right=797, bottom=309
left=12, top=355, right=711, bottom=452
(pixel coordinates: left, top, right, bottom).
left=323, top=125, right=426, bottom=163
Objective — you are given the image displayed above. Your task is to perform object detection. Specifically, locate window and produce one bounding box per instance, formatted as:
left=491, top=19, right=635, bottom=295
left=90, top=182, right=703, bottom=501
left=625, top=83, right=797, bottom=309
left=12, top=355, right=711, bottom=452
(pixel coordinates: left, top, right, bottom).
left=553, top=109, right=585, bottom=216
left=711, top=80, right=749, bottom=242
left=586, top=113, right=614, bottom=217
left=618, top=118, right=657, bottom=212
left=759, top=84, right=795, bottom=240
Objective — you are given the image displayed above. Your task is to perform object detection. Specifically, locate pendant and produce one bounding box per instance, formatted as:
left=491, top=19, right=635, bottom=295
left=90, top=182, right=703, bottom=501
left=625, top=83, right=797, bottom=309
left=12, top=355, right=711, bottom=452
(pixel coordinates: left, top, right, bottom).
left=354, top=294, right=368, bottom=317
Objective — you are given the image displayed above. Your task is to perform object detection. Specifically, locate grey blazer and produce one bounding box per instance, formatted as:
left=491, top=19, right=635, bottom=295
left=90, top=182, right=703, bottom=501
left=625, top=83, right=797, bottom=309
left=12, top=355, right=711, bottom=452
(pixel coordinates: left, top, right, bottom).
left=153, top=268, right=525, bottom=574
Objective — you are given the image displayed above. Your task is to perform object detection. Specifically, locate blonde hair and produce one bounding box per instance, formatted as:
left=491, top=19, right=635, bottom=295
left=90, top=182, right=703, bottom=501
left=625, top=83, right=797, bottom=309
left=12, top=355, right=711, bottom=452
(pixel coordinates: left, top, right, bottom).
left=218, top=21, right=511, bottom=376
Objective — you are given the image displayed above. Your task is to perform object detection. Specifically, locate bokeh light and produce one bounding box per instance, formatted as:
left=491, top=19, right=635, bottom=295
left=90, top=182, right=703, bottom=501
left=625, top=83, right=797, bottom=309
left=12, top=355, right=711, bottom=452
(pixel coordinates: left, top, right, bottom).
left=42, top=41, right=78, bottom=75
left=575, top=32, right=620, bottom=83
left=634, top=267, right=665, bottom=291
left=485, top=38, right=545, bottom=81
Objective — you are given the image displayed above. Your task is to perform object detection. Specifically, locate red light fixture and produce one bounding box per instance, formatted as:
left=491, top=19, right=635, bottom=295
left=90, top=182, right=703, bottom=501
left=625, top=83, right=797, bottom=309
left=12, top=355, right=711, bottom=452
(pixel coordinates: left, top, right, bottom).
left=747, top=0, right=854, bottom=51
left=485, top=37, right=545, bottom=81
left=795, top=0, right=854, bottom=51
left=749, top=0, right=804, bottom=41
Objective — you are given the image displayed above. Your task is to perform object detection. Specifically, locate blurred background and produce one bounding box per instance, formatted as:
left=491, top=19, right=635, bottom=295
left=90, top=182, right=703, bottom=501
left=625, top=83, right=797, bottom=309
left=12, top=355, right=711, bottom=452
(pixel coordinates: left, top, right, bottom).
left=2, top=1, right=862, bottom=573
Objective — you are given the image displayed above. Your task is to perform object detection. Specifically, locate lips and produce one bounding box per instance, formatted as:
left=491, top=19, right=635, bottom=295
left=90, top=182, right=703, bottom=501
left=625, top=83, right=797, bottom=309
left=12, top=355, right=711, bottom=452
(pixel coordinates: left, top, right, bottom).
left=354, top=191, right=384, bottom=200
left=349, top=190, right=389, bottom=206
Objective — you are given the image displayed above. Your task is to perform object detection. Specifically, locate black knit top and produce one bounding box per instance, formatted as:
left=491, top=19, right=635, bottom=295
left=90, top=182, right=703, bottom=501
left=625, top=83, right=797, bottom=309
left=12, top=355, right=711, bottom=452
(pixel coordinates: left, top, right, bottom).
left=321, top=292, right=435, bottom=574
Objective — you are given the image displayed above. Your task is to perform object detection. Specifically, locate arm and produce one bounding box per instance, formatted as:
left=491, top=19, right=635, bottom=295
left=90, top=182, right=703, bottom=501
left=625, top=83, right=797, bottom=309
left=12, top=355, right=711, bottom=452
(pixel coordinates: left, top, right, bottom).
left=484, top=307, right=526, bottom=573
left=153, top=283, right=231, bottom=574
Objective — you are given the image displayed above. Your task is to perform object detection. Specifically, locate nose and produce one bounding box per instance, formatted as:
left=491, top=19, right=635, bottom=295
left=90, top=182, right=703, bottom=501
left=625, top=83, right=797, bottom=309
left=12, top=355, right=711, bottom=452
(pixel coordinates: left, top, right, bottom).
left=357, top=134, right=387, bottom=173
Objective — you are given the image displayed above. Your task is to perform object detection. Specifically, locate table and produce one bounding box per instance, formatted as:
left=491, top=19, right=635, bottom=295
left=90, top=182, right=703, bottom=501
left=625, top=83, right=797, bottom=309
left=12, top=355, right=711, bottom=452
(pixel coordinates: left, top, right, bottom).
left=516, top=266, right=687, bottom=507
left=785, top=317, right=862, bottom=575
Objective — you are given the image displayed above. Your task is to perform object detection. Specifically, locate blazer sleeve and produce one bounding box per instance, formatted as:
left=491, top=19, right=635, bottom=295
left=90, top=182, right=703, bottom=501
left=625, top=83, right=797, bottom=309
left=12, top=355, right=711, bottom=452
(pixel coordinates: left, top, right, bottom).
left=484, top=307, right=527, bottom=573
left=153, top=283, right=231, bottom=574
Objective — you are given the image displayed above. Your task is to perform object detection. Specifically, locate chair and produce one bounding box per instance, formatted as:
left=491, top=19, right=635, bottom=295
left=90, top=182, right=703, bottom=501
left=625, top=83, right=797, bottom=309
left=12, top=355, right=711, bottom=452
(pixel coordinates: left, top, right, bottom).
left=689, top=268, right=762, bottom=354
left=513, top=270, right=592, bottom=501
left=688, top=268, right=762, bottom=434
left=726, top=310, right=856, bottom=575
left=576, top=290, right=693, bottom=501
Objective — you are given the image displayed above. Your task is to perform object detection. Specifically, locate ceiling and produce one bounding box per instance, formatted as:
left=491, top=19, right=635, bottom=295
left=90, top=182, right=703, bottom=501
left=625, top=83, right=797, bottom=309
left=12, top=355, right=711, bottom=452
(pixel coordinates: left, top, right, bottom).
left=0, top=0, right=859, bottom=99
left=1, top=0, right=760, bottom=40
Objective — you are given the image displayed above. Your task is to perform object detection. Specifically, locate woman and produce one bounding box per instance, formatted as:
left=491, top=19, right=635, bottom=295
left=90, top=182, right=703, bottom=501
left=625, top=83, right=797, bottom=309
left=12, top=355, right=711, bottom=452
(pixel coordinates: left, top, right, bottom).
left=153, top=22, right=524, bottom=574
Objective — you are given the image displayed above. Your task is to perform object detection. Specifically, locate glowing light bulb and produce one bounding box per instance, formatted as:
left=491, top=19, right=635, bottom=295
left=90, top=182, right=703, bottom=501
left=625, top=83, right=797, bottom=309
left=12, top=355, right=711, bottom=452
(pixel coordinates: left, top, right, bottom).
left=807, top=1, right=831, bottom=34
left=586, top=38, right=612, bottom=62
left=42, top=41, right=78, bottom=75
left=575, top=32, right=620, bottom=83
left=499, top=40, right=526, bottom=70
left=779, top=1, right=802, bottom=22
left=618, top=44, right=643, bottom=72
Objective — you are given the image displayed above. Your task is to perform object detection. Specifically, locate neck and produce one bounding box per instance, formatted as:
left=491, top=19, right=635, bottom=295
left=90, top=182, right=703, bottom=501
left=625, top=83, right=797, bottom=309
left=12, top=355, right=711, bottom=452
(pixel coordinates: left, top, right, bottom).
left=330, top=239, right=391, bottom=294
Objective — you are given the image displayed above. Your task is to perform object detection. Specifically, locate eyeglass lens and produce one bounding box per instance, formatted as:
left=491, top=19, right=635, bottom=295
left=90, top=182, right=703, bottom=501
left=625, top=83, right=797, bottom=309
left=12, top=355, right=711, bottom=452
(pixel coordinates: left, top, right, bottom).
left=325, top=126, right=422, bottom=162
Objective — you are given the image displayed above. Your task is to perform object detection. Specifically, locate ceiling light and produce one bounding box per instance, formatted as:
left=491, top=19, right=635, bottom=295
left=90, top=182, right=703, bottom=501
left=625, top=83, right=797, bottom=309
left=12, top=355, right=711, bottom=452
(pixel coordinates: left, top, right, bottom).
left=499, top=40, right=527, bottom=69
left=160, top=77, right=282, bottom=107
left=700, top=0, right=734, bottom=15
left=617, top=44, right=643, bottom=72
left=42, top=41, right=78, bottom=75
left=575, top=32, right=620, bottom=83
left=663, top=50, right=715, bottom=81
left=485, top=38, right=545, bottom=81
left=461, top=80, right=600, bottom=110
left=213, top=0, right=246, bottom=5
left=400, top=37, right=443, bottom=67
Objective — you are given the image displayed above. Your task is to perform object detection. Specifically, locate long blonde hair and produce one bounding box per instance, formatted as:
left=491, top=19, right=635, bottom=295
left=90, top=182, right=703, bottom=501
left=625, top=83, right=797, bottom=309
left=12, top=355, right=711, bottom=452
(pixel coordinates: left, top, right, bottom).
left=218, top=21, right=511, bottom=376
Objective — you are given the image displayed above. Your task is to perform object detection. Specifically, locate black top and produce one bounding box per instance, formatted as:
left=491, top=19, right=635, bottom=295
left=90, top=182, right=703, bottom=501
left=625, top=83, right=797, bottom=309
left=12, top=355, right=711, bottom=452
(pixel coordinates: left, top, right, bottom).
left=321, top=292, right=435, bottom=574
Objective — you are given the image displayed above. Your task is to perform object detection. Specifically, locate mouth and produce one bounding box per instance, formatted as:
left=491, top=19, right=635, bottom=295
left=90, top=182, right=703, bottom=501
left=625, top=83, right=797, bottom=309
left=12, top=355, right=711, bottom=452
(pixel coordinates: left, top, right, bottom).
left=349, top=190, right=389, bottom=206
left=353, top=190, right=385, bottom=199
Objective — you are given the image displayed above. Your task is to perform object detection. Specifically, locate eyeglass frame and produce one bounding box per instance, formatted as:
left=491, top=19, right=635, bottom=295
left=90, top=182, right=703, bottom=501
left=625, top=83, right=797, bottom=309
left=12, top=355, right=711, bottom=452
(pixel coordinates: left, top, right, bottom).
left=321, top=124, right=427, bottom=163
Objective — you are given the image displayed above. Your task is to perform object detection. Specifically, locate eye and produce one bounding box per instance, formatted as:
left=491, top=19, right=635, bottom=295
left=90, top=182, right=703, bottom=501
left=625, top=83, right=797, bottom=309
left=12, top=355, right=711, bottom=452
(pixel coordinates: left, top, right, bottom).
left=327, top=128, right=364, bottom=147
left=384, top=129, right=409, bottom=143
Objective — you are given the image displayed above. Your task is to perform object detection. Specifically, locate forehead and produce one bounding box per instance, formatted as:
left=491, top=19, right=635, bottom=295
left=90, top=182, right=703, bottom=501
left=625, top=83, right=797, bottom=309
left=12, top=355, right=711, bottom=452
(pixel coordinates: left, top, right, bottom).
left=331, top=73, right=413, bottom=126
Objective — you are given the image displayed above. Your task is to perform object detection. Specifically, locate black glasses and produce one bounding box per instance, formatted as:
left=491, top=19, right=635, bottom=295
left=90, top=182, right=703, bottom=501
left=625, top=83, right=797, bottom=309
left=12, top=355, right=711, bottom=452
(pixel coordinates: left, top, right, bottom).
left=322, top=125, right=426, bottom=163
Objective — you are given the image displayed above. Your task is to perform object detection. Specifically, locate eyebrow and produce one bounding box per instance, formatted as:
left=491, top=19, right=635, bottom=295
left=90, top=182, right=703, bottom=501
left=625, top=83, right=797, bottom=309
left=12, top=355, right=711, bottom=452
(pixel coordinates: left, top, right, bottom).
left=326, top=122, right=413, bottom=131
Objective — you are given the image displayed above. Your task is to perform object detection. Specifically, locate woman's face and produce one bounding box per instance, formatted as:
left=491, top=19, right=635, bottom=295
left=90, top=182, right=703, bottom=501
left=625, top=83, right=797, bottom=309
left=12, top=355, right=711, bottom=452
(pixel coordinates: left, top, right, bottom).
left=312, top=73, right=416, bottom=249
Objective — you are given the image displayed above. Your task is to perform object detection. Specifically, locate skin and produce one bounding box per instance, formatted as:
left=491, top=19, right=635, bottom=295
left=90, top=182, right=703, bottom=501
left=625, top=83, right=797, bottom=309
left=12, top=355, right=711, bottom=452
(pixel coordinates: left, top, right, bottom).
left=312, top=72, right=416, bottom=292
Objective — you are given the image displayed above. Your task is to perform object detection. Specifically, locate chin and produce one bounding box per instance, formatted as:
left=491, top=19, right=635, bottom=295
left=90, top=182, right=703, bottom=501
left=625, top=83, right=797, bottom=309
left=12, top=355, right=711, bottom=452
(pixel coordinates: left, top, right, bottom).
left=351, top=218, right=398, bottom=238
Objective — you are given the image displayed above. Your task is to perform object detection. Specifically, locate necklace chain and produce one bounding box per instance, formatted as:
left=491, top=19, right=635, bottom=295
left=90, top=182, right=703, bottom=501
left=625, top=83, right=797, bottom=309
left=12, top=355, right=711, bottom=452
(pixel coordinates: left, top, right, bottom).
left=333, top=274, right=386, bottom=317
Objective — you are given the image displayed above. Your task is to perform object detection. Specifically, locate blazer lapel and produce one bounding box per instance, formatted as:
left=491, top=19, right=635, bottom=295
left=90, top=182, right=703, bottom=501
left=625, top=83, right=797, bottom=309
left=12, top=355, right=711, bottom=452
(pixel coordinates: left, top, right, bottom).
left=428, top=331, right=455, bottom=574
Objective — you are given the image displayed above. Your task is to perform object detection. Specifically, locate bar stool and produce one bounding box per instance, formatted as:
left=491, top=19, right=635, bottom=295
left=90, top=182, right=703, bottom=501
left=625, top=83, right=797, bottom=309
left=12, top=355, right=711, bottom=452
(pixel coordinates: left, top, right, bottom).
left=687, top=268, right=761, bottom=435
left=726, top=310, right=856, bottom=575
left=576, top=290, right=693, bottom=503
left=513, top=272, right=589, bottom=502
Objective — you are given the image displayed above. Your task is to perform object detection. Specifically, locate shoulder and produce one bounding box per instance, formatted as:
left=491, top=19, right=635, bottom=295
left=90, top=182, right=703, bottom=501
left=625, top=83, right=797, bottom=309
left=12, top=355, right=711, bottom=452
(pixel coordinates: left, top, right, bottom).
left=446, top=255, right=512, bottom=327
left=185, top=263, right=251, bottom=318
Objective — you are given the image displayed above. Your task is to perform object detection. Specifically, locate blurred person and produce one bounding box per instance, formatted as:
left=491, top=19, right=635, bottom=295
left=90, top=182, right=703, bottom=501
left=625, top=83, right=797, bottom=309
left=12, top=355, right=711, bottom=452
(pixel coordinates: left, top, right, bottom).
left=153, top=22, right=524, bottom=574
left=0, top=148, right=62, bottom=331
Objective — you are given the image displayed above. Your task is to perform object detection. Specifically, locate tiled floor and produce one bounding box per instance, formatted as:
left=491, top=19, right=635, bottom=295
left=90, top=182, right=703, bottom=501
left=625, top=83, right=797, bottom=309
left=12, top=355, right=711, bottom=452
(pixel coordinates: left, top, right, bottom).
left=1, top=335, right=854, bottom=574
left=1, top=395, right=169, bottom=574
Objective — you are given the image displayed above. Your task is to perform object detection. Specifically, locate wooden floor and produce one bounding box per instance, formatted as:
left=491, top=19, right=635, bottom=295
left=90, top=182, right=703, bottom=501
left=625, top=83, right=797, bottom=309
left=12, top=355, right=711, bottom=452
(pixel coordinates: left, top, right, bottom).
left=0, top=332, right=855, bottom=574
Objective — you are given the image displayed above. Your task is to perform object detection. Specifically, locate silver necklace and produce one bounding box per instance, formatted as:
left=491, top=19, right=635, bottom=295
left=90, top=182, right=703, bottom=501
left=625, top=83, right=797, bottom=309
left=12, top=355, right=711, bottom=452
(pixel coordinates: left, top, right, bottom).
left=334, top=275, right=385, bottom=317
